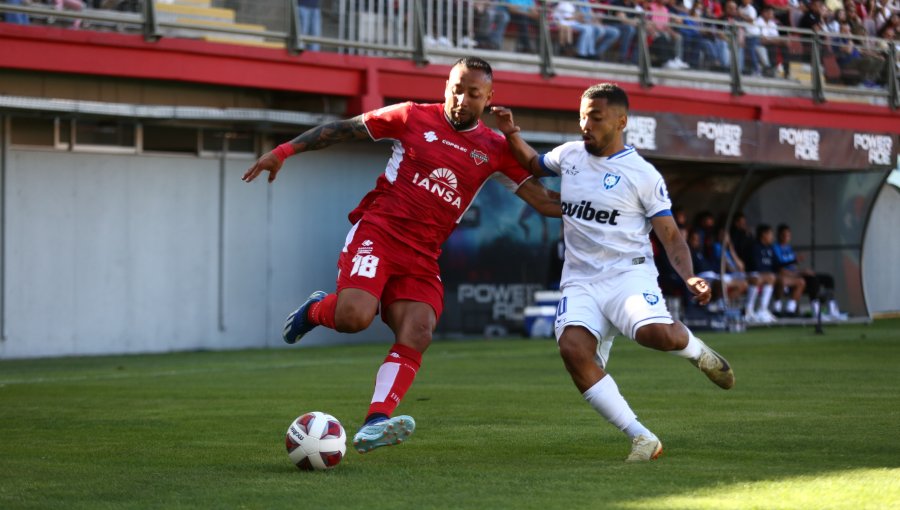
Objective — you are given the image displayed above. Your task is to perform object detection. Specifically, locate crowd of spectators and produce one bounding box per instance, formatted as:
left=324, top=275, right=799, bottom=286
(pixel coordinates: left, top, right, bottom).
left=473, top=0, right=899, bottom=84
left=2, top=0, right=140, bottom=28
left=655, top=209, right=848, bottom=324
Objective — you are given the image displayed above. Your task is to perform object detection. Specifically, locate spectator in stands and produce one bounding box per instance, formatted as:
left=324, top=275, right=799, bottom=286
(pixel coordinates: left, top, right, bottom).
left=758, top=5, right=790, bottom=76
left=505, top=0, right=540, bottom=53
left=745, top=224, right=778, bottom=323
left=833, top=20, right=886, bottom=85
left=5, top=0, right=30, bottom=24
left=713, top=0, right=747, bottom=74
left=773, top=224, right=847, bottom=320
left=607, top=0, right=641, bottom=63
left=475, top=0, right=511, bottom=50
left=552, top=0, right=580, bottom=51
left=740, top=0, right=767, bottom=74
left=679, top=2, right=720, bottom=68
left=297, top=0, right=322, bottom=51
left=54, top=0, right=85, bottom=29
left=587, top=0, right=623, bottom=61
left=647, top=0, right=691, bottom=68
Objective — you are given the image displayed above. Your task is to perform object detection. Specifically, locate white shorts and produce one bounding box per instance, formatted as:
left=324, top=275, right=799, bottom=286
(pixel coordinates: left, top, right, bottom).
left=554, top=271, right=674, bottom=368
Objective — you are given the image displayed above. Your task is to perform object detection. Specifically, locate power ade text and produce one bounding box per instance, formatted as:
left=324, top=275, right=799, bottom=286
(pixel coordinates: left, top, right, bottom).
left=562, top=201, right=621, bottom=224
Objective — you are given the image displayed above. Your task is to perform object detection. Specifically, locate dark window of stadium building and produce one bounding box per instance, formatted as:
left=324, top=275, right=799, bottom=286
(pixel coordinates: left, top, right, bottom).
left=74, top=119, right=136, bottom=148
left=143, top=125, right=198, bottom=154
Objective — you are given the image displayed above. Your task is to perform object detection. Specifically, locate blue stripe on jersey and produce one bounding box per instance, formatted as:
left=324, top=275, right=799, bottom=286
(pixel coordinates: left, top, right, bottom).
left=538, top=154, right=556, bottom=176
left=651, top=209, right=673, bottom=218
left=608, top=145, right=635, bottom=160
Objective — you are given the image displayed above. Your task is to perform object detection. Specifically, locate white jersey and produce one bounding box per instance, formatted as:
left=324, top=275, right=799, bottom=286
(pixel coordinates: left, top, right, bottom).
left=540, top=142, right=672, bottom=286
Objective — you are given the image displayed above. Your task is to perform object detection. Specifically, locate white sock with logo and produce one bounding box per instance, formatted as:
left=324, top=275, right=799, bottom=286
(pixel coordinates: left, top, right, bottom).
left=583, top=375, right=655, bottom=440
left=786, top=299, right=797, bottom=313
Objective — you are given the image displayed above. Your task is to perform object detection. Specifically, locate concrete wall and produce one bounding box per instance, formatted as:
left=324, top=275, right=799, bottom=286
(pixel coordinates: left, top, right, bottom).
left=863, top=184, right=900, bottom=315
left=0, top=143, right=395, bottom=359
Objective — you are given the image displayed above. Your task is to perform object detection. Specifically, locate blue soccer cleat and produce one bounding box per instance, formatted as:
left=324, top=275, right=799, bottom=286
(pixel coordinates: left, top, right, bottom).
left=282, top=291, right=328, bottom=344
left=352, top=415, right=416, bottom=454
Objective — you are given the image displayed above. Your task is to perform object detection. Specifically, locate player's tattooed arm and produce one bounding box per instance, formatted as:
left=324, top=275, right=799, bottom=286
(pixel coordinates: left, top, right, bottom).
left=242, top=116, right=370, bottom=183
left=285, top=115, right=370, bottom=152
left=651, top=214, right=712, bottom=305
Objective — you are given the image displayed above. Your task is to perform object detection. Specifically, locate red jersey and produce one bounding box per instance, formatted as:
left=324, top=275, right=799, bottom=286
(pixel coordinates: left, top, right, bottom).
left=350, top=102, right=532, bottom=257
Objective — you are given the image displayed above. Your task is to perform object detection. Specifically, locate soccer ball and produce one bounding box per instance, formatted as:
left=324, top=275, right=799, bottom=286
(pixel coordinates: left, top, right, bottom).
left=285, top=412, right=347, bottom=471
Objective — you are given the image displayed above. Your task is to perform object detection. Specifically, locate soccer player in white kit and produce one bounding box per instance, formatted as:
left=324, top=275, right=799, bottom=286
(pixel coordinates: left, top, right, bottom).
left=493, top=83, right=735, bottom=462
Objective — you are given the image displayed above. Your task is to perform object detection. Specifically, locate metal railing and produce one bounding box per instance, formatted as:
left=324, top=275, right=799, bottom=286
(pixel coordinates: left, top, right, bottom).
left=1, top=0, right=897, bottom=108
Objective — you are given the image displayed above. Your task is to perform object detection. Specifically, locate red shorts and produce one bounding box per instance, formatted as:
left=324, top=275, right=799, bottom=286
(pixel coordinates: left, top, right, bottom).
left=336, top=221, right=444, bottom=320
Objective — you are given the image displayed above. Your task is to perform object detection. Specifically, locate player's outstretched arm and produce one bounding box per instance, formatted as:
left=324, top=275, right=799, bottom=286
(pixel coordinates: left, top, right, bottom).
left=515, top=179, right=561, bottom=218
left=242, top=115, right=369, bottom=183
left=651, top=214, right=712, bottom=305
left=491, top=106, right=543, bottom=178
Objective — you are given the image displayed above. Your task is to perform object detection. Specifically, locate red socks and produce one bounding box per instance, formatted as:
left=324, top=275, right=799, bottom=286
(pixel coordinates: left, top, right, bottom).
left=307, top=293, right=337, bottom=329
left=367, top=343, right=422, bottom=417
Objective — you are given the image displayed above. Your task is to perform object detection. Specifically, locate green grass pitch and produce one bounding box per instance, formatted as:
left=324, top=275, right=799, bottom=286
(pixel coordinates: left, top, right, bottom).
left=1, top=320, right=898, bottom=509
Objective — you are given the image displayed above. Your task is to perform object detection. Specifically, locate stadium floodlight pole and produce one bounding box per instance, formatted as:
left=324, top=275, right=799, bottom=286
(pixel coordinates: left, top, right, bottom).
left=810, top=34, right=826, bottom=104
left=636, top=16, right=653, bottom=89
left=537, top=0, right=556, bottom=79
left=727, top=24, right=744, bottom=97
left=411, top=0, right=429, bottom=66
left=288, top=0, right=305, bottom=55
left=143, top=0, right=160, bottom=43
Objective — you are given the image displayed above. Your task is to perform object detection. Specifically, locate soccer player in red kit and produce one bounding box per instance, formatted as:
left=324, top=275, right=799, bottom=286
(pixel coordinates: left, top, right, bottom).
left=242, top=57, right=560, bottom=454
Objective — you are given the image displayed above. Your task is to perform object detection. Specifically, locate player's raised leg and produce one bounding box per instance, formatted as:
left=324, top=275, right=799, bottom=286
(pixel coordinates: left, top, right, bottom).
left=353, top=299, right=435, bottom=453
left=558, top=326, right=662, bottom=462
left=283, top=288, right=379, bottom=344
left=635, top=322, right=735, bottom=390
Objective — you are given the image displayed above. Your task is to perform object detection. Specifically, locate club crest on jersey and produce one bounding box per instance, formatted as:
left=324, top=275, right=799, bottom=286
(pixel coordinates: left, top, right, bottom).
left=470, top=149, right=489, bottom=166
left=603, top=173, right=621, bottom=190
left=412, top=168, right=463, bottom=208
left=424, top=131, right=438, bottom=143
left=656, top=179, right=670, bottom=201
left=643, top=292, right=660, bottom=305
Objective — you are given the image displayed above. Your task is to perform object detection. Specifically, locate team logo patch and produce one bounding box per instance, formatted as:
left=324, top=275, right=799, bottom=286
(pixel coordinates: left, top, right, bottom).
left=603, top=173, right=621, bottom=190
left=656, top=178, right=670, bottom=201
left=470, top=149, right=488, bottom=166
left=424, top=131, right=438, bottom=142
left=643, top=292, right=660, bottom=305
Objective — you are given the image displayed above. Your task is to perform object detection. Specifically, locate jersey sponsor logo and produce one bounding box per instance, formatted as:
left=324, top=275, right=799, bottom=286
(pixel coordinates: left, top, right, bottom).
left=470, top=149, right=488, bottom=166
left=603, top=173, right=621, bottom=189
left=424, top=131, right=438, bottom=142
left=412, top=168, right=463, bottom=208
left=643, top=292, right=660, bottom=305
left=561, top=201, right=621, bottom=225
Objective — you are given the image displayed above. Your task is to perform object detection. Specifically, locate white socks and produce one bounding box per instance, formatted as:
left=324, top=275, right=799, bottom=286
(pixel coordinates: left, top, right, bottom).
left=746, top=285, right=760, bottom=314
left=759, top=284, right=774, bottom=312
left=786, top=299, right=797, bottom=314
left=583, top=375, right=654, bottom=440
left=669, top=328, right=703, bottom=360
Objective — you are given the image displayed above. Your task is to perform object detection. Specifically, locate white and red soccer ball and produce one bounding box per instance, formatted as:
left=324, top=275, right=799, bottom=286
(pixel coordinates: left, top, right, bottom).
left=285, top=412, right=347, bottom=470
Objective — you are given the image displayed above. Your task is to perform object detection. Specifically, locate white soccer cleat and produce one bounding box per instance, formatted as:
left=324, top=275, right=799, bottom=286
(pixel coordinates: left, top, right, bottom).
left=744, top=311, right=759, bottom=324
left=756, top=310, right=777, bottom=324
left=626, top=435, right=663, bottom=462
left=691, top=339, right=735, bottom=390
